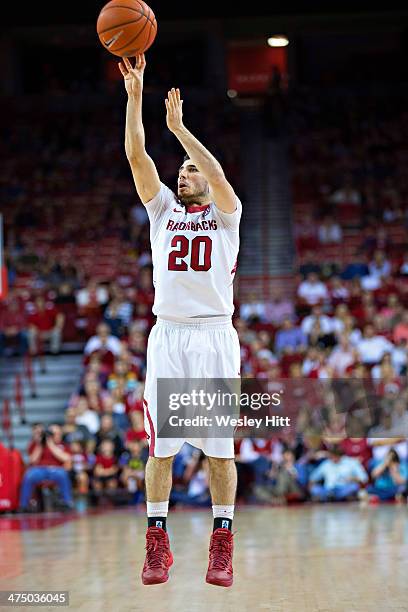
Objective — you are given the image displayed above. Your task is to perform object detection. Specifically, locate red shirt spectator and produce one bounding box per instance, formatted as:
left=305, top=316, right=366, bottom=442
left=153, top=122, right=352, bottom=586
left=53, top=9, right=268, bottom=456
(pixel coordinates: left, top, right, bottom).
left=393, top=312, right=408, bottom=344
left=28, top=299, right=60, bottom=331
left=95, top=455, right=117, bottom=469
left=125, top=408, right=147, bottom=442
left=125, top=428, right=147, bottom=443
left=0, top=303, right=27, bottom=331
left=27, top=440, right=71, bottom=467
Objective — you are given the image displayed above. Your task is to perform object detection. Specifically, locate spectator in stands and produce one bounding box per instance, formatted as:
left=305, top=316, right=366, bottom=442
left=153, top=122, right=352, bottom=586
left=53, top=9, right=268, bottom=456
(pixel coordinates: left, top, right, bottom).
left=358, top=226, right=390, bottom=256
left=62, top=406, right=94, bottom=448
left=122, top=325, right=147, bottom=377
left=0, top=296, right=28, bottom=357
left=74, top=396, right=100, bottom=436
left=84, top=322, right=122, bottom=358
left=298, top=252, right=322, bottom=278
left=341, top=315, right=362, bottom=346
left=379, top=294, right=402, bottom=328
left=297, top=272, right=329, bottom=306
left=357, top=324, right=394, bottom=365
left=393, top=311, right=408, bottom=345
left=235, top=438, right=275, bottom=502
left=263, top=289, right=295, bottom=326
left=399, top=252, right=408, bottom=276
left=131, top=301, right=153, bottom=333
left=103, top=382, right=130, bottom=432
left=309, top=445, right=368, bottom=502
left=55, top=282, right=78, bottom=306
left=271, top=449, right=306, bottom=502
left=82, top=379, right=106, bottom=411
left=391, top=338, right=407, bottom=376
left=274, top=317, right=307, bottom=355
left=19, top=424, right=74, bottom=512
left=308, top=320, right=337, bottom=351
left=134, top=265, right=154, bottom=308
left=341, top=253, right=369, bottom=280
left=95, top=413, right=124, bottom=457
left=368, top=250, right=392, bottom=280
left=294, top=213, right=318, bottom=251
left=301, top=304, right=334, bottom=336
left=68, top=440, right=91, bottom=495
left=239, top=293, right=266, bottom=323
left=332, top=303, right=350, bottom=335
left=317, top=215, right=342, bottom=244
left=388, top=398, right=408, bottom=436
left=253, top=348, right=278, bottom=377
left=327, top=334, right=356, bottom=376
left=367, top=448, right=407, bottom=502
left=92, top=439, right=120, bottom=494
left=381, top=177, right=403, bottom=221
left=76, top=278, right=109, bottom=312
left=125, top=408, right=147, bottom=444
left=103, top=299, right=127, bottom=338
left=328, top=276, right=350, bottom=303
left=27, top=295, right=65, bottom=356
left=328, top=175, right=362, bottom=206
left=105, top=283, right=133, bottom=328
left=350, top=291, right=374, bottom=324
left=119, top=439, right=146, bottom=501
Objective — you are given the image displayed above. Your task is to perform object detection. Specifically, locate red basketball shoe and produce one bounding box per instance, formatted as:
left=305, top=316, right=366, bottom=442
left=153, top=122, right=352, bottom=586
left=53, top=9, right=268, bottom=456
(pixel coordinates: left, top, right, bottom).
left=141, top=526, right=173, bottom=585
left=206, top=528, right=234, bottom=587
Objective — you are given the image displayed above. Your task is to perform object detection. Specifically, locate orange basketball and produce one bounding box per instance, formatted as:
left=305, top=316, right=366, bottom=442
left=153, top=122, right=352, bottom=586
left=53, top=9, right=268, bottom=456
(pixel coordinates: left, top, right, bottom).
left=97, top=0, right=157, bottom=57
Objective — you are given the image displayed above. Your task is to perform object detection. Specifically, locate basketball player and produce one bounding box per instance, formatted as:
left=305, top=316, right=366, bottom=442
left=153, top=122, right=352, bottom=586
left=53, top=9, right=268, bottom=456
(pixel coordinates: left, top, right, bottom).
left=119, top=54, right=241, bottom=588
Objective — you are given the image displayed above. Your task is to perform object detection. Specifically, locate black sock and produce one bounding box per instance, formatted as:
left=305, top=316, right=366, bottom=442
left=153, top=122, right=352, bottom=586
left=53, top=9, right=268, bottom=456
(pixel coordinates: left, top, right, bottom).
left=148, top=516, right=167, bottom=531
left=213, top=517, right=232, bottom=532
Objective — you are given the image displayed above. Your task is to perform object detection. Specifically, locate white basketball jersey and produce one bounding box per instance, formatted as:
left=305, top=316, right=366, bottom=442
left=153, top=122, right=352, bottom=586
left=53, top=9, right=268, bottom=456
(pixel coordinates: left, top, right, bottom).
left=145, top=182, right=241, bottom=319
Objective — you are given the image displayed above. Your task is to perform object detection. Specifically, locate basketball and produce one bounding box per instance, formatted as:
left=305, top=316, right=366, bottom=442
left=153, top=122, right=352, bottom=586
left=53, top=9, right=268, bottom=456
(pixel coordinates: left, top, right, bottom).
left=97, top=0, right=157, bottom=57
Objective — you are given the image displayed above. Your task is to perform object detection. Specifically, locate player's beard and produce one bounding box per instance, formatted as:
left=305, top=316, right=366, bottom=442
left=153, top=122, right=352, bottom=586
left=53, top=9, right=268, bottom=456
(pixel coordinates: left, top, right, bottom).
left=178, top=185, right=210, bottom=206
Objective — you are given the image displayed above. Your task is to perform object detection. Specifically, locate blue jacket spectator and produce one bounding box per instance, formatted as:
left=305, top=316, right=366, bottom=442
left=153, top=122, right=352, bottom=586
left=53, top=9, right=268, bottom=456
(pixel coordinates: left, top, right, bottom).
left=341, top=256, right=369, bottom=280
left=367, top=449, right=408, bottom=501
left=275, top=318, right=307, bottom=354
left=309, top=446, right=368, bottom=501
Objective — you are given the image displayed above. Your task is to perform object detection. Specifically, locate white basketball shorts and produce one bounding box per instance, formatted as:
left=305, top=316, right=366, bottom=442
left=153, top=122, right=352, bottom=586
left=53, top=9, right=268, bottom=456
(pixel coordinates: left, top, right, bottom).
left=143, top=316, right=241, bottom=458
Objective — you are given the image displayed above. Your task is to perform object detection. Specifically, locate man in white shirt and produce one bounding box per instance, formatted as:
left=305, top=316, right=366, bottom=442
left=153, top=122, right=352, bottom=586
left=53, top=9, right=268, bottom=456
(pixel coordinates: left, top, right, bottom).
left=297, top=272, right=329, bottom=306
left=84, top=322, right=122, bottom=357
left=356, top=324, right=394, bottom=365
left=74, top=396, right=100, bottom=435
left=301, top=304, right=334, bottom=336
left=328, top=334, right=356, bottom=376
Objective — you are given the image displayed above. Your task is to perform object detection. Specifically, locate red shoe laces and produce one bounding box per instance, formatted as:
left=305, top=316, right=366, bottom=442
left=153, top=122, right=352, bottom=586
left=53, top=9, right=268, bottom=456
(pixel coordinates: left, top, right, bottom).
left=209, top=534, right=232, bottom=570
left=146, top=532, right=168, bottom=568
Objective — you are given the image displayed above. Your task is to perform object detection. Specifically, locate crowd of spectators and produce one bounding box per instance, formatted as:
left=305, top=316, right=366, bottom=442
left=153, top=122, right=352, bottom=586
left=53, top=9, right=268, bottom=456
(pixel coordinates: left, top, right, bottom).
left=2, top=82, right=408, bottom=513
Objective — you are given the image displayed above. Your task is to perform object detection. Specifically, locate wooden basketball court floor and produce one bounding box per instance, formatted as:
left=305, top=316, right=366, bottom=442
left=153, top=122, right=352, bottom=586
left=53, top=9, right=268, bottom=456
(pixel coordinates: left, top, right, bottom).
left=1, top=504, right=407, bottom=612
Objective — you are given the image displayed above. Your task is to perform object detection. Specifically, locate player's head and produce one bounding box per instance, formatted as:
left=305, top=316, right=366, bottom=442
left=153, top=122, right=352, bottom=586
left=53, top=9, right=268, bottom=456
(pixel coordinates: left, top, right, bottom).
left=177, top=154, right=210, bottom=205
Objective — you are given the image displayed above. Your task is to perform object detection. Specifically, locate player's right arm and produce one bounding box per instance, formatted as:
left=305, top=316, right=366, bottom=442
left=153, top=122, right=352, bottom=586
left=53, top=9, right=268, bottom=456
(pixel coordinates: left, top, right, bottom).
left=119, top=55, right=160, bottom=205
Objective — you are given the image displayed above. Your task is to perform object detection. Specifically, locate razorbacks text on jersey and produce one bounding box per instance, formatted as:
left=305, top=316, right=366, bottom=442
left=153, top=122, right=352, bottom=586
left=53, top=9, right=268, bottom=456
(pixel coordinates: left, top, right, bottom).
left=145, top=182, right=242, bottom=319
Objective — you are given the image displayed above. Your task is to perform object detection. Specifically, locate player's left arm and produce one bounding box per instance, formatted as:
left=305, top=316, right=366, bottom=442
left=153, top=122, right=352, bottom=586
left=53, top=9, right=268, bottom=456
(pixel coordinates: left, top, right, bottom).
left=165, top=88, right=237, bottom=214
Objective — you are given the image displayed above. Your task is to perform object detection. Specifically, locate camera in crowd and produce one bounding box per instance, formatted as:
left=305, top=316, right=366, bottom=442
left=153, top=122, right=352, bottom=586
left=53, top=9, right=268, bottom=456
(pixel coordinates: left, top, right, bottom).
left=40, top=427, right=54, bottom=445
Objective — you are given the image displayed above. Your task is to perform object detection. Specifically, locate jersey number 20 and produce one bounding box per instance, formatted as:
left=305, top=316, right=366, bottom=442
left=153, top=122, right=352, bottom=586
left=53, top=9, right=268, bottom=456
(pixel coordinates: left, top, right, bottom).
left=168, top=235, right=212, bottom=271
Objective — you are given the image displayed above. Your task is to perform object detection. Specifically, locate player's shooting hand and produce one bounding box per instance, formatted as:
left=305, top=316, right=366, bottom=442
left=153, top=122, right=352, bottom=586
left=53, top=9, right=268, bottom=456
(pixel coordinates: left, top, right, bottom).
left=118, top=55, right=146, bottom=96
left=165, top=88, right=184, bottom=133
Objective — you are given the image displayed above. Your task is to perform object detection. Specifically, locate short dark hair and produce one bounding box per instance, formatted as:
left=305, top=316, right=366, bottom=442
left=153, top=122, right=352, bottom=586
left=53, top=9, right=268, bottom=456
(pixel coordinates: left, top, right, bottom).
left=329, top=445, right=343, bottom=457
left=183, top=153, right=190, bottom=162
